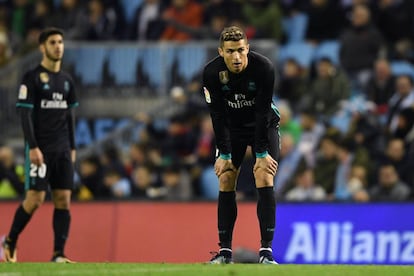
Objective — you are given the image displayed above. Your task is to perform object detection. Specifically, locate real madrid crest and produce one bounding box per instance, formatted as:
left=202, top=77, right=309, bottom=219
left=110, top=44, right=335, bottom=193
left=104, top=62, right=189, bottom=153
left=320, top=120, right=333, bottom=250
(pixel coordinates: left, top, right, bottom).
left=40, top=72, right=49, bottom=83
left=219, top=70, right=229, bottom=84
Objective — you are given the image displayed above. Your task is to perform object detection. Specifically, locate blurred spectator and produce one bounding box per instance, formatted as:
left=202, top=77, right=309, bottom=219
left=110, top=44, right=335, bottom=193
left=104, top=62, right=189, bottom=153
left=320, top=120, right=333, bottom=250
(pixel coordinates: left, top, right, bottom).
left=77, top=155, right=108, bottom=200
left=277, top=58, right=308, bottom=113
left=369, top=163, right=411, bottom=201
left=83, top=0, right=118, bottom=40
left=307, top=57, right=350, bottom=118
left=365, top=58, right=396, bottom=115
left=345, top=103, right=383, bottom=159
left=333, top=137, right=370, bottom=201
left=339, top=4, right=385, bottom=90
left=297, top=108, right=326, bottom=167
left=0, top=28, right=12, bottom=67
left=159, top=163, right=192, bottom=201
left=240, top=0, right=284, bottom=41
left=10, top=0, right=32, bottom=39
left=203, top=0, right=241, bottom=26
left=100, top=144, right=129, bottom=178
left=127, top=142, right=148, bottom=171
left=347, top=164, right=370, bottom=202
left=373, top=0, right=413, bottom=59
left=314, top=130, right=340, bottom=197
left=27, top=0, right=55, bottom=30
left=160, top=0, right=204, bottom=41
left=378, top=138, right=414, bottom=187
left=52, top=0, right=86, bottom=40
left=305, top=0, right=346, bottom=44
left=274, top=133, right=304, bottom=196
left=131, top=164, right=156, bottom=198
left=386, top=75, right=414, bottom=134
left=129, top=0, right=166, bottom=40
left=392, top=107, right=414, bottom=157
left=278, top=101, right=302, bottom=144
left=0, top=145, right=24, bottom=198
left=285, top=167, right=326, bottom=201
left=103, top=169, right=132, bottom=199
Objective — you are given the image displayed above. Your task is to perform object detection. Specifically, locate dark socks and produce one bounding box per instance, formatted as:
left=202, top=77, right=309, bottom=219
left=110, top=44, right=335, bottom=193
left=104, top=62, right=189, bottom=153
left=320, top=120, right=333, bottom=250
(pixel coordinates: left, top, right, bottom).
left=217, top=191, right=237, bottom=250
left=53, top=208, right=71, bottom=255
left=7, top=204, right=32, bottom=246
left=257, top=187, right=276, bottom=249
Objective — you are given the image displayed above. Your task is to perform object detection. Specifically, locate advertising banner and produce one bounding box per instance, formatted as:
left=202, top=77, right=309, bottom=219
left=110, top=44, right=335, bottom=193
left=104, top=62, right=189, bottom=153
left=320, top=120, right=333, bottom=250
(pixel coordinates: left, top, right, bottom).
left=274, top=203, right=414, bottom=265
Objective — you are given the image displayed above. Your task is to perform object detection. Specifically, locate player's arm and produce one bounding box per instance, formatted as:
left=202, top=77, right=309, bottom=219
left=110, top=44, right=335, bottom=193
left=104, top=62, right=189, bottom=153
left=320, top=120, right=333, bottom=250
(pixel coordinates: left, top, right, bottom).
left=202, top=68, right=235, bottom=177
left=67, top=76, right=79, bottom=163
left=253, top=61, right=278, bottom=183
left=19, top=108, right=44, bottom=166
left=67, top=108, right=76, bottom=163
left=16, top=74, right=43, bottom=166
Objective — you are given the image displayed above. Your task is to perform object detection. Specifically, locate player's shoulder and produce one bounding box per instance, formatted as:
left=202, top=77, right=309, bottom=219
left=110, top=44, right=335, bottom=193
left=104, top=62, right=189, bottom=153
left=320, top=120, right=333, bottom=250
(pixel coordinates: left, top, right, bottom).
left=248, top=51, right=274, bottom=70
left=22, top=65, right=42, bottom=80
left=203, top=55, right=225, bottom=76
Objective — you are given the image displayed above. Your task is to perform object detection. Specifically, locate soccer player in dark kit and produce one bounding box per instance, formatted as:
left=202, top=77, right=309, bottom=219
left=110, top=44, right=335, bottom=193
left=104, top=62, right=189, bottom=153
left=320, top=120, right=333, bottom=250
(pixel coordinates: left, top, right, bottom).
left=2, top=27, right=78, bottom=263
left=203, top=26, right=280, bottom=264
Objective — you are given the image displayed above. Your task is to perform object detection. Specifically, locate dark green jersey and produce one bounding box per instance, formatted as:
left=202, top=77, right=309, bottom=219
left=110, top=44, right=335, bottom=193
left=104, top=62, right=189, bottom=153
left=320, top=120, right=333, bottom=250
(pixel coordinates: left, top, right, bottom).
left=16, top=65, right=78, bottom=152
left=203, top=51, right=280, bottom=155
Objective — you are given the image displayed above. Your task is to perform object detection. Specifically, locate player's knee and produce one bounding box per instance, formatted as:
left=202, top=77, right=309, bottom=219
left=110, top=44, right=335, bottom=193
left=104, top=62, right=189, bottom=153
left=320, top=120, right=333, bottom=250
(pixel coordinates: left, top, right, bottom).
left=52, top=190, right=71, bottom=209
left=219, top=171, right=237, bottom=191
left=254, top=169, right=274, bottom=188
left=23, top=194, right=45, bottom=213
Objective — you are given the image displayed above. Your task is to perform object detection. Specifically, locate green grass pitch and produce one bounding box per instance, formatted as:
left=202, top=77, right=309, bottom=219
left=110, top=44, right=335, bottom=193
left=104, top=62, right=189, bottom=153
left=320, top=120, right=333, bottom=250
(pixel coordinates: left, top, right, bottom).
left=0, top=263, right=414, bottom=276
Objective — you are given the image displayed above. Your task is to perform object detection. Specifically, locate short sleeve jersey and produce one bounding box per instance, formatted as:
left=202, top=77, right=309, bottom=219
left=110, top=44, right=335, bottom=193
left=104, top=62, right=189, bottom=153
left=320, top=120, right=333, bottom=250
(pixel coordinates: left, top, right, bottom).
left=202, top=51, right=280, bottom=155
left=16, top=65, right=78, bottom=152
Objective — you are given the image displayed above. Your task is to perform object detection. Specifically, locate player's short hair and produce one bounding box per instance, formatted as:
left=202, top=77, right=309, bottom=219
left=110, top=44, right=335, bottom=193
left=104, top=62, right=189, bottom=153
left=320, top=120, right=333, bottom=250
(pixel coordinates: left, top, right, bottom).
left=219, top=26, right=247, bottom=47
left=38, top=27, right=64, bottom=44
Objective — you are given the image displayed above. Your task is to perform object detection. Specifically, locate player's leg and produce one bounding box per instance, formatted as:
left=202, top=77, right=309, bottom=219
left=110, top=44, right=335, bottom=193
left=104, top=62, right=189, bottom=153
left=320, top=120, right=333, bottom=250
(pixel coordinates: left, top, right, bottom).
left=253, top=127, right=280, bottom=264
left=49, top=151, right=74, bottom=263
left=2, top=190, right=46, bottom=263
left=210, top=142, right=246, bottom=264
left=2, top=151, right=49, bottom=263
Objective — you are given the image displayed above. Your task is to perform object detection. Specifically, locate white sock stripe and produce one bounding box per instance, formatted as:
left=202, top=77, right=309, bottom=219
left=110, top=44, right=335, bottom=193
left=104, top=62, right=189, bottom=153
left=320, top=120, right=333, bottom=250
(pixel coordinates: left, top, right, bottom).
left=219, top=248, right=232, bottom=253
left=259, top=247, right=272, bottom=252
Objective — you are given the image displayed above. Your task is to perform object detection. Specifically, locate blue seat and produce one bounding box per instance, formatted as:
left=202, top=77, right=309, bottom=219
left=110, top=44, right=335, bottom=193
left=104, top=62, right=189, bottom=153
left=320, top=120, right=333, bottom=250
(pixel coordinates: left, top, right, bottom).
left=313, top=40, right=340, bottom=65
left=73, top=47, right=107, bottom=85
left=120, top=0, right=144, bottom=24
left=390, top=61, right=414, bottom=79
left=282, top=13, right=308, bottom=44
left=141, top=46, right=175, bottom=88
left=107, top=48, right=141, bottom=85
left=175, top=45, right=207, bottom=82
left=277, top=42, right=315, bottom=68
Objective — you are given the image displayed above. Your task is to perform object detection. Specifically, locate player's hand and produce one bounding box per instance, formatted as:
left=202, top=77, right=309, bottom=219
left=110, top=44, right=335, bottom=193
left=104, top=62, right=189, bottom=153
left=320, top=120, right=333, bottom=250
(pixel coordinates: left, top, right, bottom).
left=71, top=149, right=76, bottom=163
left=29, top=147, right=44, bottom=166
left=214, top=157, right=236, bottom=177
left=253, top=154, right=278, bottom=176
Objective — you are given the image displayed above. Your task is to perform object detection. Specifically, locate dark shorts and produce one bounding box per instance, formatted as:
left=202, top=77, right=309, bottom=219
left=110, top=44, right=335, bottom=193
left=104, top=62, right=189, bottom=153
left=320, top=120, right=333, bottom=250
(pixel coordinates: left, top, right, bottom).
left=25, top=150, right=74, bottom=191
left=217, top=126, right=281, bottom=169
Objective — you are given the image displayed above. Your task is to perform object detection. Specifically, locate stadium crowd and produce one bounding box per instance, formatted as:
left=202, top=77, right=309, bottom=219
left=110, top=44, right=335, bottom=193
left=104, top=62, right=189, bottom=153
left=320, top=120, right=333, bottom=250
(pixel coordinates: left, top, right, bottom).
left=0, top=0, right=414, bottom=202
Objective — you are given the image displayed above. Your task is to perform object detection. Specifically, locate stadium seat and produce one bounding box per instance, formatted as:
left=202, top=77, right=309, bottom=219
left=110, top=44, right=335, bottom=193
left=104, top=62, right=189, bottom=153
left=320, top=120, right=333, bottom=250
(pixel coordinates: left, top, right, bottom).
left=107, top=47, right=141, bottom=86
left=175, top=45, right=207, bottom=83
left=72, top=47, right=107, bottom=86
left=313, top=40, right=340, bottom=65
left=282, top=13, right=308, bottom=44
left=277, top=42, right=315, bottom=68
left=140, top=46, right=175, bottom=88
left=390, top=61, right=414, bottom=79
left=120, top=0, right=143, bottom=24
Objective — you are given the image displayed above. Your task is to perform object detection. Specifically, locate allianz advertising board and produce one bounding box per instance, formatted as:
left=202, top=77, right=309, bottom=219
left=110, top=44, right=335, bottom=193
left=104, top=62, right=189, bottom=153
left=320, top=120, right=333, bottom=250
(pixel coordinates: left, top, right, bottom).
left=274, top=203, right=414, bottom=265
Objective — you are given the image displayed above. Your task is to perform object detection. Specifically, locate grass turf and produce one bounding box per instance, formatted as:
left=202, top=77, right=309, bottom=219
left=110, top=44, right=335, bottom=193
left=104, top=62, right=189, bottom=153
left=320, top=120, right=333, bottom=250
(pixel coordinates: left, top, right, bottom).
left=0, top=263, right=414, bottom=276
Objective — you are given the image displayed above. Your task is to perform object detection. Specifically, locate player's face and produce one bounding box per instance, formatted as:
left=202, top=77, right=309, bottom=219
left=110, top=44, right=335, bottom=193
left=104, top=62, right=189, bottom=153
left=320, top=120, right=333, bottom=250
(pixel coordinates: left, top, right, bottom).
left=218, top=39, right=249, bottom=74
left=41, top=34, right=64, bottom=62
